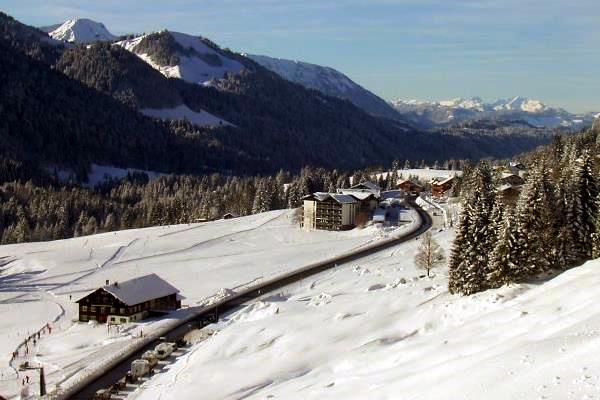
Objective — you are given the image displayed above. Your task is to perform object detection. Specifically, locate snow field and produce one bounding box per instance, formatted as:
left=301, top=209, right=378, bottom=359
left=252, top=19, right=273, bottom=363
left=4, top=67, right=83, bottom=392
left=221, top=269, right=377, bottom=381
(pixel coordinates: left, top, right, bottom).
left=0, top=209, right=414, bottom=398
left=132, top=228, right=600, bottom=400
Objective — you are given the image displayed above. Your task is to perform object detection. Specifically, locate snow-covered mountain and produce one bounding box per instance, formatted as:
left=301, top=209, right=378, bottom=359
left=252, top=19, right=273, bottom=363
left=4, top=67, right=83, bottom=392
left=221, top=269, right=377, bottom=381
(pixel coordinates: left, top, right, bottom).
left=392, top=96, right=598, bottom=130
left=116, top=31, right=245, bottom=85
left=41, top=18, right=117, bottom=43
left=248, top=54, right=402, bottom=120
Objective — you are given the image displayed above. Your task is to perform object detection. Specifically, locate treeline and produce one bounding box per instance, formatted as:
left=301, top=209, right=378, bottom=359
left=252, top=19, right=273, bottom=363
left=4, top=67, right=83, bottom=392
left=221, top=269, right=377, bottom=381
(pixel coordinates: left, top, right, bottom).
left=449, top=126, right=600, bottom=295
left=0, top=165, right=351, bottom=244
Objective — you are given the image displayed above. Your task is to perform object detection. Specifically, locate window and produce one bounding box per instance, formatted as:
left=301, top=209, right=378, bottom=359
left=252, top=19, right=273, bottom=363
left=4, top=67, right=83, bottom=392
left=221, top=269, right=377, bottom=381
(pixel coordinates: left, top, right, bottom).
left=90, top=306, right=96, bottom=312
left=81, top=316, right=88, bottom=321
left=120, top=318, right=127, bottom=323
left=120, top=308, right=126, bottom=314
left=110, top=317, right=115, bottom=322
left=81, top=306, right=87, bottom=312
left=89, top=316, right=97, bottom=320
left=110, top=307, right=116, bottom=313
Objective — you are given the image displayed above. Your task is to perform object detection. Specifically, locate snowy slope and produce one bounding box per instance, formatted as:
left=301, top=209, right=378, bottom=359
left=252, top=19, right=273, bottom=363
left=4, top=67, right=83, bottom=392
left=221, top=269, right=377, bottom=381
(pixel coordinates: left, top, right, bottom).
left=45, top=18, right=117, bottom=43
left=0, top=210, right=410, bottom=398
left=248, top=54, right=402, bottom=120
left=140, top=104, right=232, bottom=127
left=116, top=31, right=244, bottom=85
left=131, top=229, right=600, bottom=400
left=392, top=96, right=598, bottom=129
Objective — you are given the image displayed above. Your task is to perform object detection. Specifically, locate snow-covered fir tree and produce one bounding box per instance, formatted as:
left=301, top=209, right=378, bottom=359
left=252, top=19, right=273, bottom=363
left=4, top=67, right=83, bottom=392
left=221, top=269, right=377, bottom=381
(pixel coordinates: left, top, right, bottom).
left=571, top=152, right=598, bottom=259
left=487, top=207, right=519, bottom=287
left=448, top=162, right=496, bottom=295
left=512, top=163, right=555, bottom=279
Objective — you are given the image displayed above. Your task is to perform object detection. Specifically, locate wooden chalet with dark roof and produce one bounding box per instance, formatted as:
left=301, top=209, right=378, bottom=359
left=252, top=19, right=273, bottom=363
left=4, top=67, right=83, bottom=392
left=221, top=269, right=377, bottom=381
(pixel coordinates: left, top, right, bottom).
left=76, top=274, right=182, bottom=324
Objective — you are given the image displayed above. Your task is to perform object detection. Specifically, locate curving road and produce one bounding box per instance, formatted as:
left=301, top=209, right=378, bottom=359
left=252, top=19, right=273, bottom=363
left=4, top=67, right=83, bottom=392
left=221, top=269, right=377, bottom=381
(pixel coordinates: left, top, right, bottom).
left=63, top=201, right=432, bottom=399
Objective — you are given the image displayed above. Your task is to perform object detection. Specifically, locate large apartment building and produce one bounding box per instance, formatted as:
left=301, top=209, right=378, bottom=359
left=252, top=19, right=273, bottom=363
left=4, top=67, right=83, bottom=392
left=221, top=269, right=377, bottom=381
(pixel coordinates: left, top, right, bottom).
left=302, top=192, right=358, bottom=231
left=302, top=181, right=381, bottom=231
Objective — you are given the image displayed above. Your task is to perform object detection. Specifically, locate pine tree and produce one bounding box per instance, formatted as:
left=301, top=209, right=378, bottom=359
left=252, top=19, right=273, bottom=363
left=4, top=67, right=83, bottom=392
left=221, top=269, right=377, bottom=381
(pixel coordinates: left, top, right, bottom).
left=448, top=162, right=496, bottom=295
left=512, top=164, right=555, bottom=279
left=488, top=208, right=519, bottom=287
left=572, top=152, right=598, bottom=259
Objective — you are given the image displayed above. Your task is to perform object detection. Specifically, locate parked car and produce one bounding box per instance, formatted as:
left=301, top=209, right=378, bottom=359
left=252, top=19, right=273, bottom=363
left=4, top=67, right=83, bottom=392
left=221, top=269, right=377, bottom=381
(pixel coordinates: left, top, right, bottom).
left=131, top=359, right=151, bottom=378
left=93, top=389, right=111, bottom=400
left=154, top=342, right=175, bottom=359
left=141, top=350, right=158, bottom=369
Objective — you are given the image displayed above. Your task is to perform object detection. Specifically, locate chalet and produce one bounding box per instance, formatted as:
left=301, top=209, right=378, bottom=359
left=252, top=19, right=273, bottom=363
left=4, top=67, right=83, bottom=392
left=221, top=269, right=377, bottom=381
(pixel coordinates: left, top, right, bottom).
left=500, top=172, right=525, bottom=186
left=397, top=179, right=423, bottom=194
left=431, top=176, right=456, bottom=198
left=76, top=274, right=182, bottom=324
left=302, top=192, right=358, bottom=231
left=497, top=184, right=522, bottom=206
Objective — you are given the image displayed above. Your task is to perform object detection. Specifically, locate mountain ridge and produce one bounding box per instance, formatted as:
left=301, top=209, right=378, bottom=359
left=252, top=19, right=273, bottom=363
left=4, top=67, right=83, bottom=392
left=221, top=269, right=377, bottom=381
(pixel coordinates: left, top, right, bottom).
left=392, top=96, right=598, bottom=130
left=247, top=54, right=402, bottom=120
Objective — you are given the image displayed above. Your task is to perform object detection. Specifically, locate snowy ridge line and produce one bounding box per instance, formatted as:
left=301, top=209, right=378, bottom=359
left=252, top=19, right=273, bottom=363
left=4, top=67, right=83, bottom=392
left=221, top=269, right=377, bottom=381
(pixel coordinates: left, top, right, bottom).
left=60, top=202, right=430, bottom=399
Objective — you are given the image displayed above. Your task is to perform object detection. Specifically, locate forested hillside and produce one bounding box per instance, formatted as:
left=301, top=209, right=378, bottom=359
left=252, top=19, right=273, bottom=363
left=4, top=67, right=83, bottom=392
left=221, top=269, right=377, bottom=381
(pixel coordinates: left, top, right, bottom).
left=1, top=11, right=573, bottom=178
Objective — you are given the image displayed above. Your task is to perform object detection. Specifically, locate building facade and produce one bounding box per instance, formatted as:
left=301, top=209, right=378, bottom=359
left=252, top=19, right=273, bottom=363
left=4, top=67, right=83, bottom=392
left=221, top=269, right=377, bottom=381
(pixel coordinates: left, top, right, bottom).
left=77, top=274, right=181, bottom=324
left=302, top=193, right=358, bottom=231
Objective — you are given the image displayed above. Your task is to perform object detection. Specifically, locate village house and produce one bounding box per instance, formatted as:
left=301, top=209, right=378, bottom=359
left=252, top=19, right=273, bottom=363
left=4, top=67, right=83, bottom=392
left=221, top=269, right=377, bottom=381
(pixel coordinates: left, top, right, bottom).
left=430, top=176, right=456, bottom=198
left=497, top=184, right=522, bottom=206
left=499, top=172, right=525, bottom=186
left=397, top=179, right=423, bottom=194
left=76, top=274, right=182, bottom=324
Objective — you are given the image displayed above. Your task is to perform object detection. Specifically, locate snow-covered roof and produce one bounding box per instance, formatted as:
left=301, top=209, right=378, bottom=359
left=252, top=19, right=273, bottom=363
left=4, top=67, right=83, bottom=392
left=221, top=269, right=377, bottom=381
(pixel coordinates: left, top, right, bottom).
left=430, top=176, right=455, bottom=186
left=497, top=184, right=523, bottom=192
left=397, top=179, right=423, bottom=187
left=303, top=193, right=358, bottom=204
left=337, top=190, right=374, bottom=201
left=500, top=172, right=521, bottom=179
left=350, top=181, right=381, bottom=192
left=330, top=194, right=358, bottom=204
left=96, top=274, right=179, bottom=306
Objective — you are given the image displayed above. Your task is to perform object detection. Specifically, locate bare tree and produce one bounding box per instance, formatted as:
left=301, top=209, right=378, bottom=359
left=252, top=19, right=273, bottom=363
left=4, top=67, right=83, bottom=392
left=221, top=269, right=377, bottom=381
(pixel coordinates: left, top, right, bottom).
left=414, top=231, right=445, bottom=277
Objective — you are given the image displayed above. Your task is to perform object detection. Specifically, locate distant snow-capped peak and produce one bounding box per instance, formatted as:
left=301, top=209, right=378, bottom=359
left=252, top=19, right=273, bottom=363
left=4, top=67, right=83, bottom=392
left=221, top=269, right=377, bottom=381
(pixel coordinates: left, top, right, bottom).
left=393, top=96, right=551, bottom=114
left=47, top=18, right=116, bottom=44
left=391, top=96, right=597, bottom=129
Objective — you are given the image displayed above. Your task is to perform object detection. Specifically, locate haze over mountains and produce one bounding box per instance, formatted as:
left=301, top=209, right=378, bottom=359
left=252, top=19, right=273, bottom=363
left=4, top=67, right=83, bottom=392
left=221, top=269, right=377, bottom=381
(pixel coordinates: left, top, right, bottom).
left=392, top=96, right=598, bottom=130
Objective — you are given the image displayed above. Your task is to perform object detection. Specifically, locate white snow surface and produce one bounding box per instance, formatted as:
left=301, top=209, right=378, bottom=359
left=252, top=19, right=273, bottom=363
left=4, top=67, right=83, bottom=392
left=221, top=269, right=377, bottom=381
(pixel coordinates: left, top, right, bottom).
left=48, top=18, right=117, bottom=44
left=0, top=209, right=413, bottom=398
left=130, top=228, right=600, bottom=400
left=51, top=163, right=165, bottom=187
left=140, top=104, right=231, bottom=127
left=369, top=168, right=463, bottom=184
left=248, top=54, right=356, bottom=93
left=116, top=32, right=244, bottom=85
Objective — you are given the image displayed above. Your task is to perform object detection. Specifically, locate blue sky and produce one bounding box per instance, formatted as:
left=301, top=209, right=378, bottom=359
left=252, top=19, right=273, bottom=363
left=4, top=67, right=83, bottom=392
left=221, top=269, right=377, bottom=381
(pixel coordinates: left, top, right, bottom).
left=5, top=0, right=600, bottom=112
